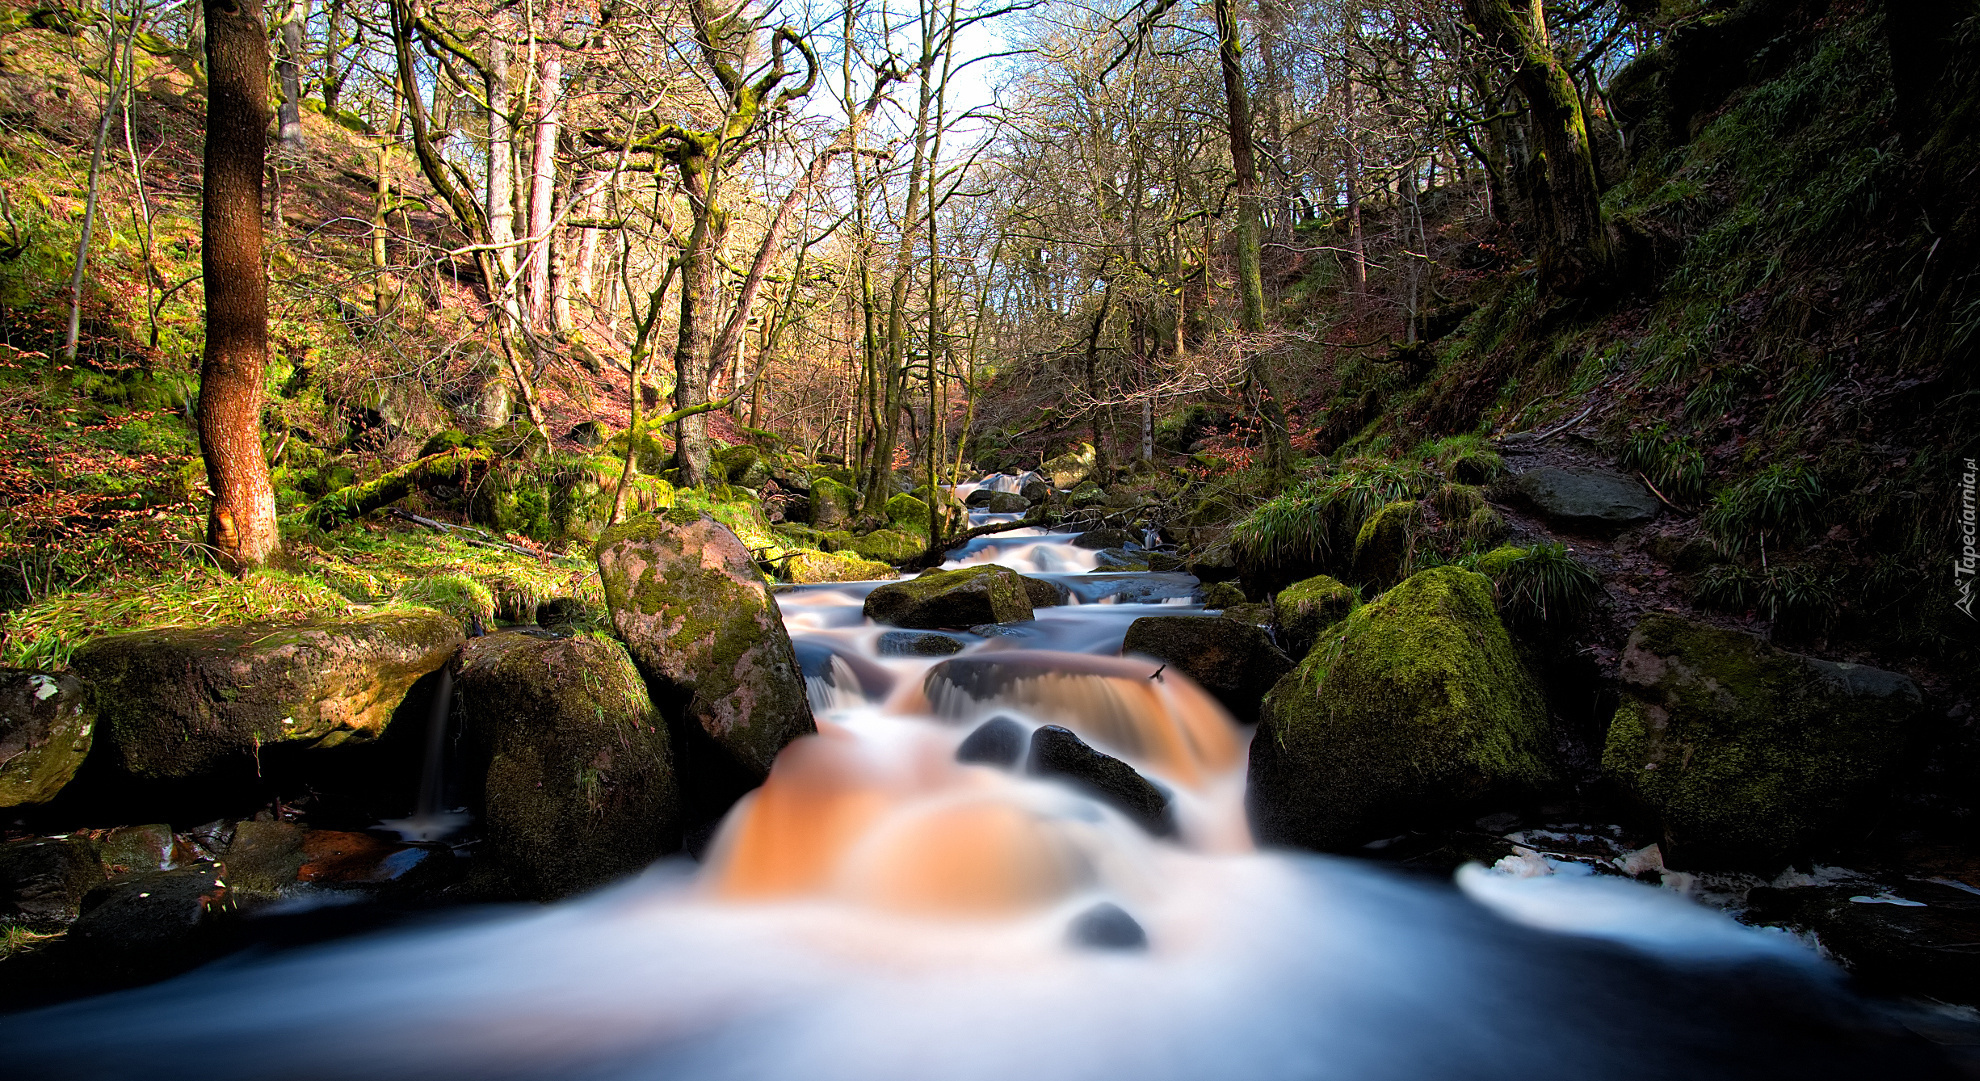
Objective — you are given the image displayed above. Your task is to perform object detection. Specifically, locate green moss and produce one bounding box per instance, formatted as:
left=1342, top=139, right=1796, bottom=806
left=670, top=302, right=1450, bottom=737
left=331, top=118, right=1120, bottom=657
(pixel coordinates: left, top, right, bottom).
left=1273, top=574, right=1356, bottom=660
left=809, top=476, right=858, bottom=528
left=1473, top=545, right=1527, bottom=577
left=885, top=493, right=931, bottom=532
left=784, top=549, right=895, bottom=584
left=396, top=573, right=495, bottom=625
left=862, top=565, right=1034, bottom=628
left=1352, top=500, right=1422, bottom=591
left=1251, top=565, right=1550, bottom=850
left=846, top=528, right=924, bottom=565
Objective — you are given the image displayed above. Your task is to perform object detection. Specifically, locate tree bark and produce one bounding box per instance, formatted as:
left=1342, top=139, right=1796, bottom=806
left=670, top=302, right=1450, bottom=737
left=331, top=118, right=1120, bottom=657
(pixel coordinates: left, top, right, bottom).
left=526, top=27, right=563, bottom=328
left=486, top=33, right=521, bottom=322
left=200, top=0, right=281, bottom=570
left=275, top=0, right=306, bottom=150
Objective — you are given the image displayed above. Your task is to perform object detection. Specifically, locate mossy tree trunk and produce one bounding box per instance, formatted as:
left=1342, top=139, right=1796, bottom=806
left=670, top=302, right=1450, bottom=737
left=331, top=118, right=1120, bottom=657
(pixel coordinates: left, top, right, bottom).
left=200, top=0, right=281, bottom=571
left=1461, top=0, right=1611, bottom=296
left=305, top=447, right=493, bottom=529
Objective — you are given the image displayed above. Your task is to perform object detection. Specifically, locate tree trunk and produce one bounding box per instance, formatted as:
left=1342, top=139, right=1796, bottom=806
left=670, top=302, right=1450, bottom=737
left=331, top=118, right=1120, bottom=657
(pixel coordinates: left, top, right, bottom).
left=525, top=36, right=563, bottom=328
left=1462, top=0, right=1609, bottom=296
left=306, top=447, right=492, bottom=529
left=486, top=35, right=520, bottom=321
left=671, top=158, right=721, bottom=488
left=64, top=0, right=130, bottom=362
left=200, top=0, right=281, bottom=570
left=275, top=0, right=306, bottom=150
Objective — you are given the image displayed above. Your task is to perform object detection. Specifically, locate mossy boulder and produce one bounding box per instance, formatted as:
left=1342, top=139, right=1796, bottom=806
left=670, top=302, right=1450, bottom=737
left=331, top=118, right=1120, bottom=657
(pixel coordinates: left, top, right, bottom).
left=809, top=476, right=859, bottom=529
left=863, top=565, right=1034, bottom=628
left=595, top=512, right=814, bottom=781
left=1352, top=500, right=1421, bottom=591
left=1273, top=575, right=1355, bottom=660
left=1199, top=581, right=1247, bottom=608
left=785, top=549, right=895, bottom=584
left=1121, top=615, right=1292, bottom=721
left=0, top=669, right=93, bottom=808
left=70, top=611, right=463, bottom=810
left=1474, top=544, right=1527, bottom=577
left=1041, top=442, right=1097, bottom=489
left=965, top=489, right=1030, bottom=513
left=1073, top=528, right=1136, bottom=550
left=1068, top=481, right=1107, bottom=508
left=1249, top=566, right=1551, bottom=851
left=886, top=492, right=931, bottom=531
left=457, top=631, right=678, bottom=900
left=846, top=528, right=925, bottom=565
left=1601, top=614, right=1922, bottom=869
left=714, top=444, right=772, bottom=489
left=1510, top=466, right=1659, bottom=533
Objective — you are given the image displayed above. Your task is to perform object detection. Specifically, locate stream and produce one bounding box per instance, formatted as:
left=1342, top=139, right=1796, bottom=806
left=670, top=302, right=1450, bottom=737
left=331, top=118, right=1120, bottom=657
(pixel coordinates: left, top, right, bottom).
left=0, top=480, right=1951, bottom=1080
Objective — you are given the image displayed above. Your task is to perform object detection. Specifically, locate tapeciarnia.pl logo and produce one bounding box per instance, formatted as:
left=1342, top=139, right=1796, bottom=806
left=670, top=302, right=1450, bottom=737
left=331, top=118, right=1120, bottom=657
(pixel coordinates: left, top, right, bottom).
left=1959, top=457, right=1978, bottom=619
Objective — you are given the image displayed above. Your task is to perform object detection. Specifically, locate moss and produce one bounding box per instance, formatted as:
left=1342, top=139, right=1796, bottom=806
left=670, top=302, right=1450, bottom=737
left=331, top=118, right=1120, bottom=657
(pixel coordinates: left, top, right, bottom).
left=846, top=528, right=924, bottom=565
left=785, top=549, right=895, bottom=584
left=1601, top=614, right=1920, bottom=867
left=1352, top=500, right=1422, bottom=591
left=396, top=573, right=495, bottom=625
left=1273, top=574, right=1356, bottom=660
left=809, top=476, right=858, bottom=528
left=1250, top=565, right=1550, bottom=850
left=885, top=492, right=931, bottom=532
left=1473, top=545, right=1527, bottom=577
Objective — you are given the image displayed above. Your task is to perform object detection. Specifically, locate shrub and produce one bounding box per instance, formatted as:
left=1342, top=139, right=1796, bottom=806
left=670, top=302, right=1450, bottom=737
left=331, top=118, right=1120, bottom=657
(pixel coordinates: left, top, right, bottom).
left=1483, top=542, right=1602, bottom=627
left=1618, top=423, right=1707, bottom=505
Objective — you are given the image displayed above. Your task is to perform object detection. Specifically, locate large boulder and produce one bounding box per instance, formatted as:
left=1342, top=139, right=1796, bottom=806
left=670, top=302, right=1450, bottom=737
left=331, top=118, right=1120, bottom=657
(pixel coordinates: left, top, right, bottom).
left=1510, top=467, right=1659, bottom=532
left=885, top=492, right=930, bottom=532
left=1249, top=566, right=1551, bottom=851
left=1273, top=575, right=1355, bottom=660
left=1121, top=615, right=1292, bottom=721
left=1601, top=614, right=1921, bottom=869
left=0, top=836, right=103, bottom=920
left=863, top=566, right=1035, bottom=628
left=1072, top=528, right=1136, bottom=550
left=785, top=549, right=895, bottom=584
left=70, top=611, right=462, bottom=811
left=0, top=669, right=94, bottom=808
left=847, top=528, right=925, bottom=564
left=1040, top=442, right=1097, bottom=489
left=457, top=632, right=679, bottom=900
left=595, top=511, right=814, bottom=782
left=1351, top=500, right=1420, bottom=591
left=808, top=476, right=859, bottom=529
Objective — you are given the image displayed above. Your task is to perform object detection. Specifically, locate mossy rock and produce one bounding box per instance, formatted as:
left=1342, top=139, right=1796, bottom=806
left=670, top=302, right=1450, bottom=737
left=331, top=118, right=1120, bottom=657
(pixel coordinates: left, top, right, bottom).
left=1249, top=566, right=1551, bottom=851
left=885, top=493, right=931, bottom=531
left=1121, top=615, right=1292, bottom=721
left=1068, top=482, right=1107, bottom=508
left=714, top=444, right=771, bottom=489
left=786, top=549, right=896, bottom=584
left=1273, top=575, right=1355, bottom=660
left=1464, top=506, right=1508, bottom=548
left=1018, top=575, right=1069, bottom=608
left=1474, top=544, right=1527, bottom=577
left=606, top=428, right=672, bottom=473
left=1199, top=581, right=1247, bottom=608
left=1601, top=614, right=1922, bottom=870
left=1509, top=467, right=1659, bottom=533
left=458, top=631, right=678, bottom=900
left=595, top=512, right=813, bottom=781
left=809, top=476, right=859, bottom=529
left=846, top=528, right=925, bottom=565
left=0, top=669, right=93, bottom=808
left=1041, top=442, right=1097, bottom=489
left=1352, top=500, right=1422, bottom=591
left=70, top=610, right=463, bottom=810
left=863, top=566, right=1034, bottom=629
left=395, top=573, right=496, bottom=625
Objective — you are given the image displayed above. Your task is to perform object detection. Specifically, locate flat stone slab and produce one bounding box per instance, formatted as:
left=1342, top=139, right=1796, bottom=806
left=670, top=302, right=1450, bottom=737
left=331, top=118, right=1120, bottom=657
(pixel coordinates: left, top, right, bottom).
left=1511, top=466, right=1659, bottom=530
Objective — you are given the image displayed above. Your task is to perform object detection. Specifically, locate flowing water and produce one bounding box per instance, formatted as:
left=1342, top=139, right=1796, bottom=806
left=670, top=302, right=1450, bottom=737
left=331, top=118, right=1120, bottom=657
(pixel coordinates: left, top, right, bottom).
left=0, top=482, right=1951, bottom=1080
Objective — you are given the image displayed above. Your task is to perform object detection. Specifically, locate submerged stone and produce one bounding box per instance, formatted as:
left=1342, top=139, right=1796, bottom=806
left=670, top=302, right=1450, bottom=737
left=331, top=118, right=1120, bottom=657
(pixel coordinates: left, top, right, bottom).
left=877, top=630, right=966, bottom=657
left=1601, top=614, right=1921, bottom=869
left=956, top=715, right=1029, bottom=768
left=864, top=565, right=1034, bottom=629
left=1066, top=901, right=1147, bottom=951
left=1121, top=615, right=1291, bottom=722
left=1250, top=566, right=1551, bottom=852
left=0, top=668, right=94, bottom=808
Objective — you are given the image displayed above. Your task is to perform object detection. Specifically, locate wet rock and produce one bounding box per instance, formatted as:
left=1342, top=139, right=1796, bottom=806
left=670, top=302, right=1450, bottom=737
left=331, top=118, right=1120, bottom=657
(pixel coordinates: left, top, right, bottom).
left=94, top=824, right=179, bottom=878
left=1067, top=901, right=1147, bottom=951
left=877, top=630, right=966, bottom=657
left=535, top=596, right=595, bottom=628
left=864, top=565, right=1034, bottom=629
left=218, top=820, right=307, bottom=895
left=808, top=476, right=859, bottom=529
left=66, top=866, right=236, bottom=983
left=1601, top=614, right=1922, bottom=869
left=1250, top=566, right=1551, bottom=852
left=70, top=610, right=462, bottom=813
left=596, top=511, right=814, bottom=780
left=457, top=631, right=679, bottom=900
left=1020, top=480, right=1053, bottom=503
left=0, top=668, right=93, bottom=808
left=0, top=836, right=103, bottom=920
left=1019, top=575, right=1069, bottom=608
left=793, top=641, right=897, bottom=700
left=1091, top=548, right=1151, bottom=571
left=1198, top=580, right=1246, bottom=608
left=1027, top=725, right=1174, bottom=836
left=1744, top=879, right=1980, bottom=1004
left=786, top=549, right=895, bottom=584
left=956, top=716, right=1029, bottom=768
left=1040, top=442, right=1097, bottom=489
left=965, top=490, right=1030, bottom=513
left=1071, top=528, right=1136, bottom=550
left=1274, top=575, right=1356, bottom=660
left=295, top=830, right=453, bottom=892
left=967, top=622, right=1045, bottom=641
left=1122, top=616, right=1292, bottom=721
left=1510, top=467, right=1659, bottom=532
left=1352, top=501, right=1421, bottom=591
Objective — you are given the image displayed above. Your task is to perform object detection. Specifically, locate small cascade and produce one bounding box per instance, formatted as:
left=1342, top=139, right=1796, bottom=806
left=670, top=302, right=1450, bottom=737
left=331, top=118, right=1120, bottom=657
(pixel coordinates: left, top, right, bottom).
left=380, top=667, right=470, bottom=843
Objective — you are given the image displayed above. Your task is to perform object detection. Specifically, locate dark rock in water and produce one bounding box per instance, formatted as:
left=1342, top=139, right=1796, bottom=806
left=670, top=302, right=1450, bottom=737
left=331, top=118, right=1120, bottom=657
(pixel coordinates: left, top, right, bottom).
left=956, top=716, right=1028, bottom=768
left=985, top=491, right=1031, bottom=513
left=0, top=668, right=94, bottom=808
left=1060, top=573, right=1199, bottom=606
left=219, top=820, right=308, bottom=895
left=1020, top=480, right=1053, bottom=502
left=1250, top=566, right=1550, bottom=853
left=1018, top=575, right=1069, bottom=608
left=967, top=622, right=1044, bottom=640
left=1746, top=879, right=1980, bottom=1004
left=68, top=610, right=462, bottom=818
left=457, top=632, right=679, bottom=900
left=1274, top=575, right=1355, bottom=660
left=1027, top=725, right=1174, bottom=837
left=1122, top=616, right=1291, bottom=722
left=1601, top=614, right=1921, bottom=870
left=1510, top=467, right=1659, bottom=532
left=66, top=866, right=236, bottom=983
left=877, top=630, right=966, bottom=657
left=0, top=836, right=103, bottom=920
left=863, top=565, right=1034, bottom=629
left=597, top=511, right=815, bottom=781
left=1073, top=528, right=1136, bottom=550
left=535, top=596, right=593, bottom=628
left=1067, top=901, right=1147, bottom=951
left=95, top=825, right=180, bottom=878
left=964, top=487, right=997, bottom=507
left=295, top=831, right=453, bottom=892
left=793, top=641, right=897, bottom=700
left=1091, top=548, right=1150, bottom=571
left=1146, top=551, right=1183, bottom=573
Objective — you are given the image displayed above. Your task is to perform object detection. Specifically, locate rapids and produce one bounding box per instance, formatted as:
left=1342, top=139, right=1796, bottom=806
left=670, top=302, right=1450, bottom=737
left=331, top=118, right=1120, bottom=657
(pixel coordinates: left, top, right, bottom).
left=0, top=484, right=1952, bottom=1080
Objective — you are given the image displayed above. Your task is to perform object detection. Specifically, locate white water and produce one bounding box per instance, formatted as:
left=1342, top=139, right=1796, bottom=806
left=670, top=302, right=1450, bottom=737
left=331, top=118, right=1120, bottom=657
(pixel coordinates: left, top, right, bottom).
left=3, top=482, right=1921, bottom=1081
